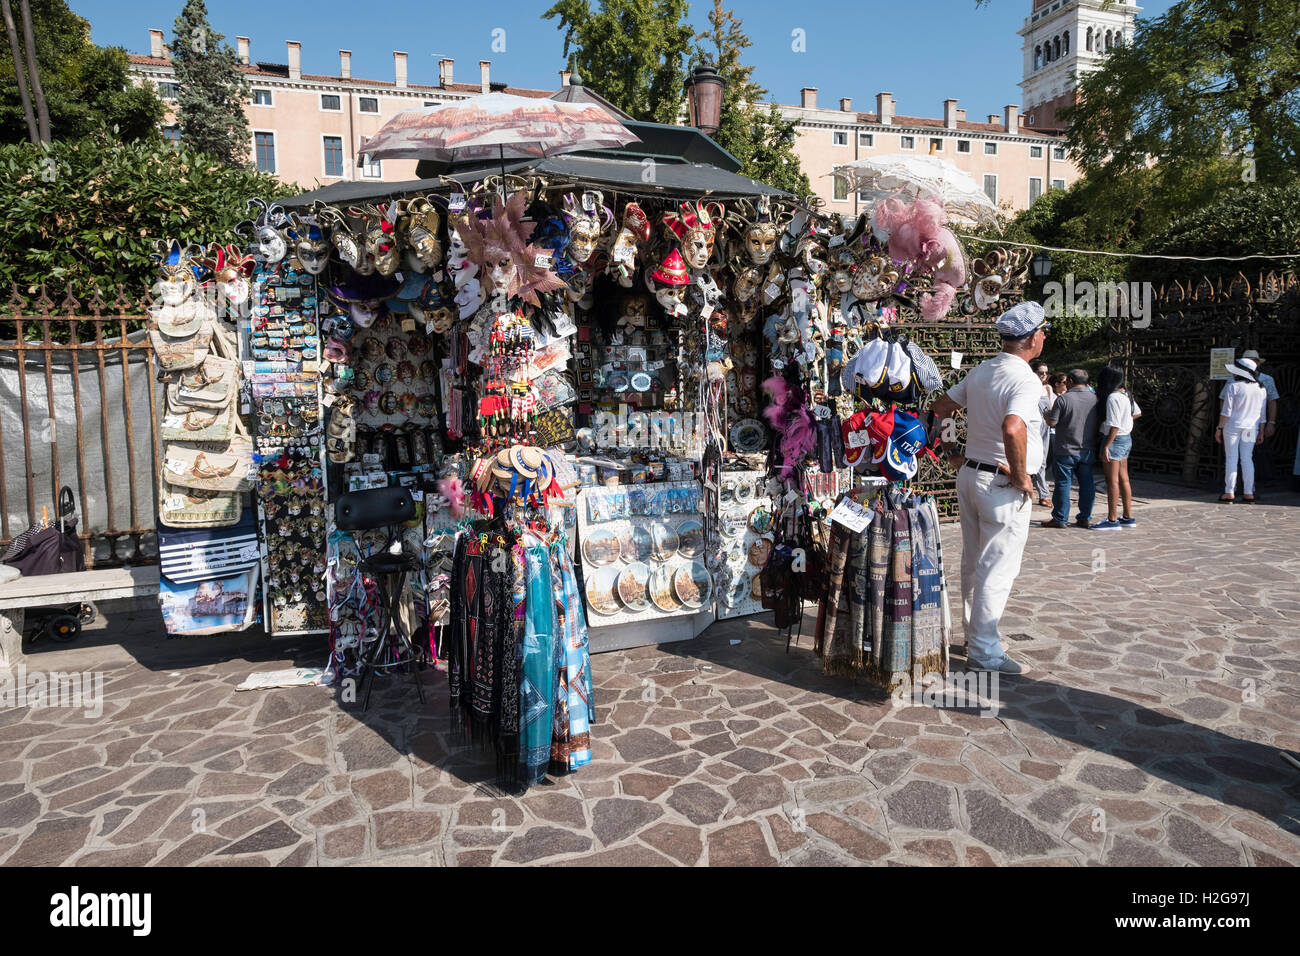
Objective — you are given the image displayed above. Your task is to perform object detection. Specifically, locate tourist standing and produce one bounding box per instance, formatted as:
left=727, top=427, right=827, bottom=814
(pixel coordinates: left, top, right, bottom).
left=1041, top=369, right=1100, bottom=529
left=1216, top=357, right=1268, bottom=503
left=1231, top=350, right=1278, bottom=483
left=929, top=302, right=1048, bottom=675
left=1094, top=366, right=1141, bottom=529
left=1032, top=362, right=1052, bottom=507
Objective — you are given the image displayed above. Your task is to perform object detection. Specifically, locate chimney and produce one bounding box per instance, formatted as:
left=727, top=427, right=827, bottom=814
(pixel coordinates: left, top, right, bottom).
left=236, top=36, right=249, bottom=65
left=149, top=28, right=165, bottom=59
left=339, top=50, right=351, bottom=79
left=839, top=97, right=852, bottom=112
left=943, top=98, right=958, bottom=129
left=955, top=108, right=966, bottom=123
left=394, top=51, right=408, bottom=88
left=988, top=113, right=1000, bottom=124
left=480, top=60, right=491, bottom=94
left=439, top=57, right=454, bottom=87
left=560, top=70, right=571, bottom=87
left=800, top=87, right=817, bottom=109
left=1004, top=104, right=1020, bottom=132
left=876, top=92, right=894, bottom=125
left=287, top=41, right=301, bottom=81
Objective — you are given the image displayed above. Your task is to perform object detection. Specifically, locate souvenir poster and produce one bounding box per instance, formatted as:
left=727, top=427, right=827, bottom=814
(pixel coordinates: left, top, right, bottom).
left=159, top=566, right=260, bottom=636
left=577, top=481, right=710, bottom=626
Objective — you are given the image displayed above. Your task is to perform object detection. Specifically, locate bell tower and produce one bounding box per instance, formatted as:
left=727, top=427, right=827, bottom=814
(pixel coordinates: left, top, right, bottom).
left=1019, top=0, right=1140, bottom=131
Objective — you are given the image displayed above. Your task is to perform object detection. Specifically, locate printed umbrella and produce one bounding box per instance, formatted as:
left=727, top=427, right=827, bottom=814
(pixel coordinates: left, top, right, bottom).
left=832, top=154, right=998, bottom=226
left=358, top=92, right=640, bottom=175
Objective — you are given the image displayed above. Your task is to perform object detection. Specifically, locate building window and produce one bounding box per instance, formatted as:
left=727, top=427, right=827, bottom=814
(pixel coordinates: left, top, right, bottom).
left=254, top=132, right=275, bottom=174
left=899, top=135, right=915, bottom=150
left=1063, top=30, right=1070, bottom=54
left=252, top=88, right=272, bottom=106
left=1086, top=26, right=1094, bottom=51
left=423, top=100, right=440, bottom=107
left=982, top=174, right=997, bottom=204
left=321, top=93, right=341, bottom=111
left=1029, top=177, right=1043, bottom=204
left=323, top=136, right=344, bottom=177
left=929, top=138, right=943, bottom=152
left=1034, top=45, right=1041, bottom=70
left=957, top=139, right=971, bottom=153
left=163, top=125, right=181, bottom=148
left=858, top=132, right=873, bottom=147
left=157, top=81, right=178, bottom=101
left=857, top=190, right=872, bottom=203
left=1053, top=146, right=1066, bottom=160
left=833, top=177, right=848, bottom=201
left=1030, top=144, right=1044, bottom=158
left=1052, top=178, right=1067, bottom=191
left=1053, top=36, right=1061, bottom=60
left=984, top=141, right=998, bottom=155
left=361, top=138, right=382, bottom=178
left=832, top=131, right=848, bottom=146
left=359, top=96, right=379, bottom=113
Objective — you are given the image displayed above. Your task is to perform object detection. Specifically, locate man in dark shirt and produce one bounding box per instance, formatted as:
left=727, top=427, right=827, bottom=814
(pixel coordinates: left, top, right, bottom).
left=1042, top=369, right=1100, bottom=528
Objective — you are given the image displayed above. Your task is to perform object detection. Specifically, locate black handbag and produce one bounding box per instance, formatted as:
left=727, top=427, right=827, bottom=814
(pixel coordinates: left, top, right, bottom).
left=3, top=487, right=85, bottom=576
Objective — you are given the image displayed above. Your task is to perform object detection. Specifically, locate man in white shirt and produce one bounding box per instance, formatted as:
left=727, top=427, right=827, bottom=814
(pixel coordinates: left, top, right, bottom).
left=1235, top=350, right=1279, bottom=481
left=929, top=302, right=1048, bottom=675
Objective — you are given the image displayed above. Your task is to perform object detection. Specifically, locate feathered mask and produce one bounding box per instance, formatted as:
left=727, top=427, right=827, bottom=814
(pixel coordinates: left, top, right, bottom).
left=451, top=191, right=568, bottom=307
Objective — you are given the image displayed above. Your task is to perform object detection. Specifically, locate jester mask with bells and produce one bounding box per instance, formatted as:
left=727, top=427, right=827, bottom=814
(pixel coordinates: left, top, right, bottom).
left=451, top=191, right=567, bottom=307
left=200, top=243, right=255, bottom=313
left=397, top=197, right=445, bottom=273
left=150, top=239, right=205, bottom=308
left=561, top=190, right=614, bottom=266
left=315, top=205, right=368, bottom=274
left=662, top=200, right=724, bottom=271
left=284, top=212, right=330, bottom=275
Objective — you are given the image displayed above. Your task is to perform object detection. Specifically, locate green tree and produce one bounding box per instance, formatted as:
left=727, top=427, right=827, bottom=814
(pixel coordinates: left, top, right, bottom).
left=171, top=0, right=249, bottom=167
left=0, top=131, right=292, bottom=304
left=542, top=0, right=694, bottom=125
left=694, top=1, right=810, bottom=195
left=1064, top=0, right=1300, bottom=193
left=0, top=0, right=163, bottom=145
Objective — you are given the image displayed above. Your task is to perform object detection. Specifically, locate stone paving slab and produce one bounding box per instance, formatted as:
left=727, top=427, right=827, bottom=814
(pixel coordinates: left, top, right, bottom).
left=1, top=481, right=1298, bottom=866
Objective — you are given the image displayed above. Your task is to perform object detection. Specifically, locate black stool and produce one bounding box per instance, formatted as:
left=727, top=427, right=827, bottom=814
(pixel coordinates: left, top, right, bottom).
left=334, top=486, right=425, bottom=711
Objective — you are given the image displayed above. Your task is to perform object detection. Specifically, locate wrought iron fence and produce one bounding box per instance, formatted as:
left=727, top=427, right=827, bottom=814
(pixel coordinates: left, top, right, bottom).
left=0, top=284, right=159, bottom=567
left=1110, top=272, right=1300, bottom=487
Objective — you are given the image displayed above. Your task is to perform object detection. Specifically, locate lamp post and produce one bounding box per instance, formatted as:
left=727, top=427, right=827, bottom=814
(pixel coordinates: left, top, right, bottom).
left=685, top=61, right=724, bottom=137
left=1031, top=250, right=1053, bottom=279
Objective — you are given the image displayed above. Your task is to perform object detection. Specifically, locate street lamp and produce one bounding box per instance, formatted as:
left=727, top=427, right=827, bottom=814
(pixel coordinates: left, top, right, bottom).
left=685, top=61, right=724, bottom=137
left=1031, top=250, right=1053, bottom=279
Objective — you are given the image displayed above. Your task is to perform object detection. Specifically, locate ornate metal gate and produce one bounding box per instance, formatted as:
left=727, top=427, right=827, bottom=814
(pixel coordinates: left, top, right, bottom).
left=1110, top=272, right=1300, bottom=486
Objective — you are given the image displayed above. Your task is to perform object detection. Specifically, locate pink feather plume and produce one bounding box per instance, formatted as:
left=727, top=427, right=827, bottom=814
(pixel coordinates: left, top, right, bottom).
left=437, top=476, right=466, bottom=518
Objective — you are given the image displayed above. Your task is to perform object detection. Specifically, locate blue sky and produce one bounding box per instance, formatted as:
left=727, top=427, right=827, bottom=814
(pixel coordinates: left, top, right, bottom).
left=73, top=0, right=1180, bottom=116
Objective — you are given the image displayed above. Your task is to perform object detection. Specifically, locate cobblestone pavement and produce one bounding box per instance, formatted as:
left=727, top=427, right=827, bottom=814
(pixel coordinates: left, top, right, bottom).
left=1, top=480, right=1298, bottom=866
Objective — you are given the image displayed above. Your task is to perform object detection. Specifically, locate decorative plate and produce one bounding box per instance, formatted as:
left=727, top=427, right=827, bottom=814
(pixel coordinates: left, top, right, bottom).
left=673, top=561, right=713, bottom=609
left=650, top=565, right=681, bottom=612
left=584, top=566, right=621, bottom=616
left=630, top=371, right=653, bottom=392
left=730, top=418, right=767, bottom=453
left=676, top=519, right=703, bottom=558
left=616, top=562, right=651, bottom=611
left=620, top=525, right=654, bottom=563
left=582, top=527, right=622, bottom=567
left=651, top=522, right=680, bottom=560
left=608, top=372, right=629, bottom=393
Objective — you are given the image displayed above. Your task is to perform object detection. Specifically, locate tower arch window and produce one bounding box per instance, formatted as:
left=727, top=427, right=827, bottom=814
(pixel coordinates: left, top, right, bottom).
left=1086, top=26, right=1093, bottom=51
left=1035, top=44, right=1042, bottom=69
left=1054, top=36, right=1061, bottom=60
left=1063, top=30, right=1069, bottom=54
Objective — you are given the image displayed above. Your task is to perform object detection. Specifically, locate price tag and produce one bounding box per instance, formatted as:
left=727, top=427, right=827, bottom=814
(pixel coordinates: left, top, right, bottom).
left=764, top=282, right=782, bottom=302
left=811, top=404, right=832, bottom=420
left=829, top=234, right=846, bottom=248
left=613, top=244, right=634, bottom=263
left=321, top=392, right=336, bottom=406
left=582, top=193, right=596, bottom=212
left=534, top=252, right=554, bottom=268
left=772, top=358, right=785, bottom=370
left=847, top=429, right=870, bottom=448
left=164, top=458, right=185, bottom=473
left=362, top=453, right=381, bottom=466
left=401, top=318, right=416, bottom=332
left=448, top=192, right=467, bottom=211
left=238, top=545, right=260, bottom=562
left=950, top=351, right=963, bottom=369
left=164, top=495, right=187, bottom=511
left=700, top=302, right=714, bottom=320
left=829, top=498, right=872, bottom=533
left=409, top=489, right=424, bottom=502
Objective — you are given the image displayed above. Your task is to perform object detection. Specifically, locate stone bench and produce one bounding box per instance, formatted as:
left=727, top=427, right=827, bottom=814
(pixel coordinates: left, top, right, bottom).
left=0, top=565, right=160, bottom=668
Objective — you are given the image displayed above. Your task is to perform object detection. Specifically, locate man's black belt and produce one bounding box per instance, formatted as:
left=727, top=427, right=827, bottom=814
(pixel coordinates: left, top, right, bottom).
left=964, top=458, right=1001, bottom=474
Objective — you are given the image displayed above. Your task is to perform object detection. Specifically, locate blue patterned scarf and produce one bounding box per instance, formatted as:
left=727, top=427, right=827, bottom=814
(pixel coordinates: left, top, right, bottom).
left=520, top=539, right=557, bottom=787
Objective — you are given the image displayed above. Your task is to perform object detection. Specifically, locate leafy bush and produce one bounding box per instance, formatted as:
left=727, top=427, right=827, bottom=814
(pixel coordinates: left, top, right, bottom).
left=1137, top=181, right=1300, bottom=288
left=0, top=133, right=295, bottom=308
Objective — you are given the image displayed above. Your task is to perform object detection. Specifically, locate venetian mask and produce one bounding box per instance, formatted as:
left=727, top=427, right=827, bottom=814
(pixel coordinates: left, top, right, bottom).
left=287, top=212, right=330, bottom=275
left=200, top=243, right=255, bottom=312
left=399, top=197, right=444, bottom=272
left=852, top=253, right=902, bottom=301
left=562, top=190, right=614, bottom=265
left=744, top=222, right=779, bottom=266
left=360, top=205, right=401, bottom=277
left=151, top=239, right=202, bottom=307
left=619, top=292, right=652, bottom=329
left=655, top=284, right=688, bottom=314
left=663, top=200, right=724, bottom=272
left=488, top=251, right=515, bottom=298
left=237, top=198, right=288, bottom=265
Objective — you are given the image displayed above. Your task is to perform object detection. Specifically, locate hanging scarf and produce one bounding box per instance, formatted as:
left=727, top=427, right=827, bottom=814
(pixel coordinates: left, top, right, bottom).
left=818, top=521, right=852, bottom=669
left=866, top=502, right=892, bottom=670
left=910, top=500, right=946, bottom=681
left=520, top=539, right=556, bottom=787
left=872, top=505, right=912, bottom=691
left=550, top=543, right=594, bottom=772
left=931, top=498, right=953, bottom=673
left=471, top=535, right=513, bottom=745
left=496, top=540, right=526, bottom=786
left=821, top=518, right=870, bottom=677
left=447, top=532, right=484, bottom=742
